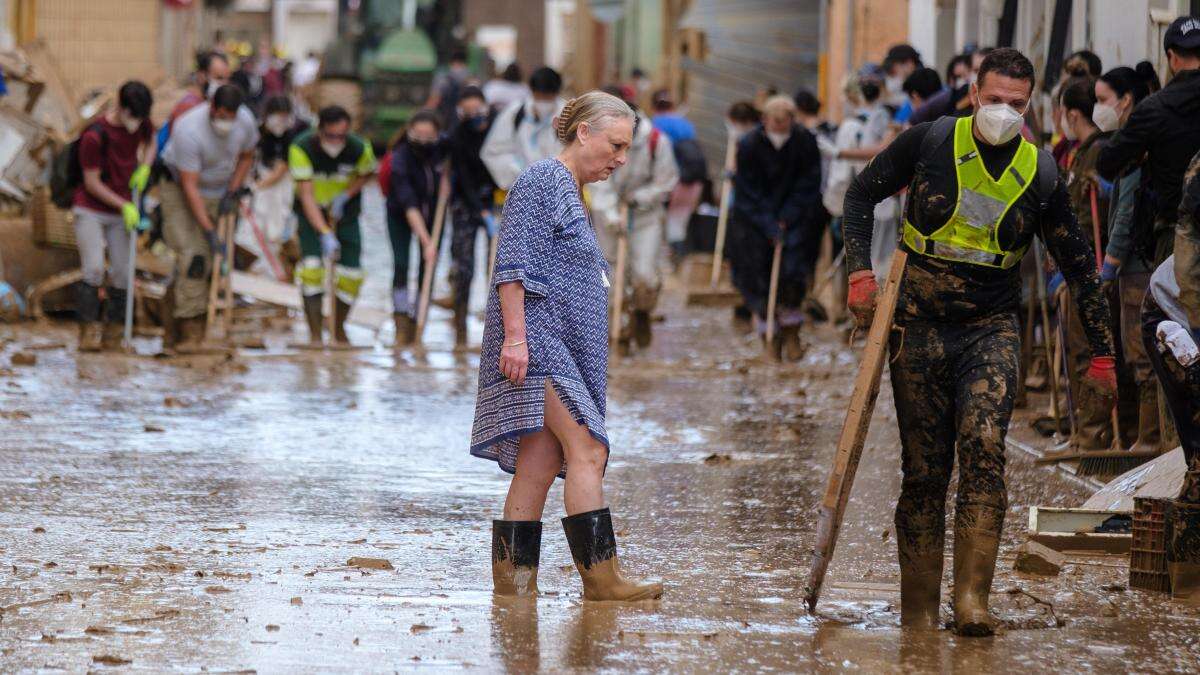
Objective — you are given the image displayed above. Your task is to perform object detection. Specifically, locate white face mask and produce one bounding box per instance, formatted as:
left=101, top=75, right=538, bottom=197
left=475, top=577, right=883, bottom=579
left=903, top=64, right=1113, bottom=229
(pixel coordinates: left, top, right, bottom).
left=206, top=81, right=223, bottom=99
left=266, top=114, right=291, bottom=136
left=533, top=100, right=557, bottom=120
left=122, top=111, right=141, bottom=134
left=211, top=117, right=235, bottom=137
left=320, top=141, right=346, bottom=158
left=767, top=131, right=790, bottom=150
left=974, top=101, right=1025, bottom=145
left=1092, top=103, right=1121, bottom=133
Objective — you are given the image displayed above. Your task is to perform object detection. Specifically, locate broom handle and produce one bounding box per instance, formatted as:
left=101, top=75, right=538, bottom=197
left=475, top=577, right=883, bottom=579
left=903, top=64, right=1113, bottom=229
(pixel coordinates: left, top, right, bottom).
left=1033, top=241, right=1063, bottom=435
left=765, top=238, right=783, bottom=344
left=1089, top=183, right=1122, bottom=444
left=415, top=162, right=451, bottom=345
left=710, top=134, right=737, bottom=288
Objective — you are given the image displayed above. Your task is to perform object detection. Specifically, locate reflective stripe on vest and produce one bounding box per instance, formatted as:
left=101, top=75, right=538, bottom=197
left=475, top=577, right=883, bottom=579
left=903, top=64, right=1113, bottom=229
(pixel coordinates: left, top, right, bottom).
left=903, top=115, right=1037, bottom=269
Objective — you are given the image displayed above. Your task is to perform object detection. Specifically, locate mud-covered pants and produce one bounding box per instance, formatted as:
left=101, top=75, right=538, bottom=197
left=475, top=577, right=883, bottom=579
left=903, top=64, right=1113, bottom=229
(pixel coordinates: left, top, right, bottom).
left=160, top=182, right=219, bottom=320
left=295, top=209, right=364, bottom=304
left=1142, top=291, right=1200, bottom=567
left=449, top=200, right=485, bottom=309
left=889, top=312, right=1017, bottom=561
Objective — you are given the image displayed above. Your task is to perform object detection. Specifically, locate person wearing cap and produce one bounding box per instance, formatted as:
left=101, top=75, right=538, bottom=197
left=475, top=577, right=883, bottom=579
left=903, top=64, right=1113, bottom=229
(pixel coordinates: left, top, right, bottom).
left=842, top=48, right=1115, bottom=636
left=1098, top=15, right=1200, bottom=269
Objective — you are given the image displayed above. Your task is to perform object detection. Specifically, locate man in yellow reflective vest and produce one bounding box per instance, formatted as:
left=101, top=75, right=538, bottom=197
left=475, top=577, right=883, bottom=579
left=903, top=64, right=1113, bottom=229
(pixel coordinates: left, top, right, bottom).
left=842, top=49, right=1116, bottom=636
left=289, top=105, right=377, bottom=345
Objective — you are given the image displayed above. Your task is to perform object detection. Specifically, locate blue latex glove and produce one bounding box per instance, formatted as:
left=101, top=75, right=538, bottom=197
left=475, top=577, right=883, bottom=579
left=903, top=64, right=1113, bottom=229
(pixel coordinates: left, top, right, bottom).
left=482, top=211, right=497, bottom=238
left=1047, top=271, right=1065, bottom=297
left=320, top=231, right=341, bottom=260
left=1096, top=177, right=1114, bottom=199
left=330, top=193, right=350, bottom=221
left=1100, top=260, right=1119, bottom=282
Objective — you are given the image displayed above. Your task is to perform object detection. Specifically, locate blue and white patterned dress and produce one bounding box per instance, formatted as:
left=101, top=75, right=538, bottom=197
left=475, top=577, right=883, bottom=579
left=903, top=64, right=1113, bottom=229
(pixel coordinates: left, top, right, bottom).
left=470, top=159, right=611, bottom=477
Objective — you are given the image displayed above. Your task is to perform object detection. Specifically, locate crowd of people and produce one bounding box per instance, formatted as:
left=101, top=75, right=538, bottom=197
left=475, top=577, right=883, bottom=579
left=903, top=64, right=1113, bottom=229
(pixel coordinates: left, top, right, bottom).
left=65, top=17, right=1200, bottom=626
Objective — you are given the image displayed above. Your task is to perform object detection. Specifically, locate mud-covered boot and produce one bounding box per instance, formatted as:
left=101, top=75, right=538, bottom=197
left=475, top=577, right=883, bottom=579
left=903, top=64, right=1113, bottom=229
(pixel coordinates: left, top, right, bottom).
left=780, top=325, right=807, bottom=362
left=952, top=522, right=1001, bottom=637
left=492, top=520, right=541, bottom=596
left=632, top=310, right=652, bottom=349
left=453, top=299, right=469, bottom=351
left=1167, top=501, right=1200, bottom=604
left=562, top=508, right=662, bottom=601
left=897, top=527, right=944, bottom=629
left=303, top=294, right=324, bottom=345
left=175, top=315, right=208, bottom=353
left=102, top=287, right=128, bottom=351
left=1129, top=381, right=1162, bottom=454
left=334, top=299, right=352, bottom=345
left=393, top=313, right=416, bottom=347
left=77, top=282, right=103, bottom=352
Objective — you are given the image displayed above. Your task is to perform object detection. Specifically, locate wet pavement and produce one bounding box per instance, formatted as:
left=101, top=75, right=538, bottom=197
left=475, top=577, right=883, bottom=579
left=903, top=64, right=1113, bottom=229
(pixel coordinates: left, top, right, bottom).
left=3, top=198, right=1200, bottom=671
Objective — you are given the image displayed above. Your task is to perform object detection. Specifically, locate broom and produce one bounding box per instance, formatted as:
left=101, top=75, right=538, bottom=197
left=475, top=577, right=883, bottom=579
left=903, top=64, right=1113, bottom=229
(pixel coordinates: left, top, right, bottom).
left=1077, top=183, right=1158, bottom=477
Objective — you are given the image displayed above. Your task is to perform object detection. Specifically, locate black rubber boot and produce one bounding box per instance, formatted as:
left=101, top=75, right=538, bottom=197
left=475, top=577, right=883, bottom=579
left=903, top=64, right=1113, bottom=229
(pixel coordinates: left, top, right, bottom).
left=562, top=508, right=662, bottom=601
left=103, top=287, right=128, bottom=351
left=334, top=299, right=352, bottom=345
left=492, top=520, right=542, bottom=597
left=633, top=310, right=652, bottom=349
left=303, top=294, right=324, bottom=345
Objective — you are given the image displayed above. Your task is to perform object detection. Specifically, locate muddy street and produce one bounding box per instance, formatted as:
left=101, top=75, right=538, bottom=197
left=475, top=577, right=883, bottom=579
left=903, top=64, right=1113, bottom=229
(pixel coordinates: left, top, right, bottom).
left=2, top=265, right=1200, bottom=671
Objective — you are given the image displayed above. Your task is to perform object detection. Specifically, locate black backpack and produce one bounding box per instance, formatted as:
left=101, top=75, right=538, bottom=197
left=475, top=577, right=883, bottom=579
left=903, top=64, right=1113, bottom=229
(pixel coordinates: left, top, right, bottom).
left=49, top=123, right=105, bottom=209
left=672, top=137, right=707, bottom=183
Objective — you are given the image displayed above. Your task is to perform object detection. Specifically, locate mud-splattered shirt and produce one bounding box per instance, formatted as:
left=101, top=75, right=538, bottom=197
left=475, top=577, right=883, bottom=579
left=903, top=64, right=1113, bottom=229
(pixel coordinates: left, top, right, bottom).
left=843, top=120, right=1113, bottom=357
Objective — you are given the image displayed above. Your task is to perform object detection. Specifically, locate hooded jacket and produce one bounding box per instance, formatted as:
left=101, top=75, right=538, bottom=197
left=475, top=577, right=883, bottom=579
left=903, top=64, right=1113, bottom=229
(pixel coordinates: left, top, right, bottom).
left=1098, top=68, right=1200, bottom=229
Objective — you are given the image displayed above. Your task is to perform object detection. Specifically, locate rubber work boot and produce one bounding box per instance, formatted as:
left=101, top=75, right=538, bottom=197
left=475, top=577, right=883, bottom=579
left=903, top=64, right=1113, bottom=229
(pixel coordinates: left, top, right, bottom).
left=77, top=282, right=103, bottom=352
left=780, top=325, right=807, bottom=362
left=633, top=310, right=652, bottom=349
left=393, top=313, right=416, bottom=347
left=492, top=520, right=541, bottom=596
left=303, top=294, right=324, bottom=345
left=1071, top=379, right=1114, bottom=451
left=896, top=527, right=944, bottom=629
left=334, top=299, right=352, bottom=345
left=952, top=524, right=1000, bottom=637
left=102, top=287, right=128, bottom=352
left=101, top=323, right=124, bottom=352
left=1167, top=501, right=1200, bottom=605
left=453, top=299, right=469, bottom=351
left=1129, top=381, right=1162, bottom=454
left=175, top=316, right=208, bottom=353
left=561, top=508, right=662, bottom=601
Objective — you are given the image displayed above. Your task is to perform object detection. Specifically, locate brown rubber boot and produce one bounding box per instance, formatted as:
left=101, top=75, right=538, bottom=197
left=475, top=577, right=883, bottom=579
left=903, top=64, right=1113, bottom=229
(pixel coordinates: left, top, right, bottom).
left=896, top=527, right=944, bottom=629
left=1071, top=379, right=1114, bottom=451
left=952, top=516, right=1001, bottom=637
left=393, top=313, right=416, bottom=347
left=453, top=299, right=469, bottom=351
left=334, top=299, right=352, bottom=345
left=303, top=294, right=324, bottom=345
left=101, top=322, right=124, bottom=352
left=1167, top=501, right=1200, bottom=605
left=1129, top=380, right=1162, bottom=454
left=79, top=323, right=104, bottom=352
left=780, top=325, right=807, bottom=362
left=562, top=508, right=662, bottom=601
left=174, top=316, right=208, bottom=354
left=492, top=520, right=541, bottom=597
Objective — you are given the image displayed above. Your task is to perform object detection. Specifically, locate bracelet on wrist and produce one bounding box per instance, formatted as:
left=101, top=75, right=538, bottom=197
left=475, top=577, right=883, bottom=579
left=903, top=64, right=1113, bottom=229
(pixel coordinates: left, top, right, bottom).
left=503, top=340, right=527, bottom=348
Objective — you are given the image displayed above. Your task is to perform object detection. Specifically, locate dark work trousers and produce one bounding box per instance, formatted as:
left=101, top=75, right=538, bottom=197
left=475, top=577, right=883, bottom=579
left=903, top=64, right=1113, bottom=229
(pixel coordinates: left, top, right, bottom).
left=1142, top=293, right=1200, bottom=502
left=386, top=209, right=438, bottom=316
left=888, top=312, right=1019, bottom=559
left=450, top=200, right=486, bottom=307
left=727, top=215, right=808, bottom=324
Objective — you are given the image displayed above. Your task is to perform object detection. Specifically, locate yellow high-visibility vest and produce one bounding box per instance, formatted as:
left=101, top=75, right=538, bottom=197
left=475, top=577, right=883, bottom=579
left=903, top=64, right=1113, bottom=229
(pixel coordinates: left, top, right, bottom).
left=902, top=115, right=1038, bottom=269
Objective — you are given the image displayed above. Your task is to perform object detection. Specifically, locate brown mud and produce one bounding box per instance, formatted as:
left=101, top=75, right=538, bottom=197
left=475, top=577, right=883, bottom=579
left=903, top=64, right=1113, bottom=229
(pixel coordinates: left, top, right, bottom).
left=2, top=193, right=1199, bottom=671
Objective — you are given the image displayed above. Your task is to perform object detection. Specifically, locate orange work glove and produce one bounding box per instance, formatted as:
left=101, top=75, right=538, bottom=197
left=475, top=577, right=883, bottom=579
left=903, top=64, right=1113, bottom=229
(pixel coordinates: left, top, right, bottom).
left=847, top=269, right=879, bottom=329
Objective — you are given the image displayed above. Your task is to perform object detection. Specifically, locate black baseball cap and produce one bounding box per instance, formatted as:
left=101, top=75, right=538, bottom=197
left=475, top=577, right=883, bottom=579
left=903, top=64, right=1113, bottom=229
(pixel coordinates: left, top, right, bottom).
left=1164, top=16, right=1200, bottom=53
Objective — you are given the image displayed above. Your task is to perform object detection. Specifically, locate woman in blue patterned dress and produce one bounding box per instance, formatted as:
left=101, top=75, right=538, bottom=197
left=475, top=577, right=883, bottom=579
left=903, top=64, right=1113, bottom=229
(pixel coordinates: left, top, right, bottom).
left=470, top=91, right=662, bottom=602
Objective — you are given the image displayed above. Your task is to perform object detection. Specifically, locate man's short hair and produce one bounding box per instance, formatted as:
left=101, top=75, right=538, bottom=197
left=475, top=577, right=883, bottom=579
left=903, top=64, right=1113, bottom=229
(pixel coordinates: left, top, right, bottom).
left=118, top=80, right=153, bottom=119
left=196, top=49, right=228, bottom=74
left=903, top=67, right=943, bottom=100
left=792, top=88, right=821, bottom=115
left=318, top=105, right=351, bottom=128
left=459, top=85, right=485, bottom=102
left=529, top=67, right=563, bottom=95
left=211, top=84, right=244, bottom=112
left=977, top=47, right=1036, bottom=92
left=883, top=44, right=922, bottom=73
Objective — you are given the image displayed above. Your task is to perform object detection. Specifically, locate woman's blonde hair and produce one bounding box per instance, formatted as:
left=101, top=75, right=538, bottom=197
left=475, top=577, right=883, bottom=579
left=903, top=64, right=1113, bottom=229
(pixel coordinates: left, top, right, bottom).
left=554, top=90, right=636, bottom=144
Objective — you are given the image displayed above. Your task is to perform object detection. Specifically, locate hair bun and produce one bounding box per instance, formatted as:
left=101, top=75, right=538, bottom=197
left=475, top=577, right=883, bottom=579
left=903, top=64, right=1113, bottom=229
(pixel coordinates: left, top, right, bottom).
left=555, top=97, right=577, bottom=143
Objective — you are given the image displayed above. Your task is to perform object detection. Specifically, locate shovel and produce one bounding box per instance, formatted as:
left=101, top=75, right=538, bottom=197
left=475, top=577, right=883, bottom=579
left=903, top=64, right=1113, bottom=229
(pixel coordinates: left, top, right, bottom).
left=415, top=162, right=451, bottom=346
left=764, top=236, right=784, bottom=351
left=123, top=187, right=149, bottom=351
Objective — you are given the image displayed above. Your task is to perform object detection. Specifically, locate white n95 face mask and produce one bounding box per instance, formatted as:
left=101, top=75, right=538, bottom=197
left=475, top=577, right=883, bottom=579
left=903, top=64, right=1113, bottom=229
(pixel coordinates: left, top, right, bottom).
left=1092, top=103, right=1121, bottom=133
left=975, top=103, right=1024, bottom=145
left=211, top=118, right=235, bottom=137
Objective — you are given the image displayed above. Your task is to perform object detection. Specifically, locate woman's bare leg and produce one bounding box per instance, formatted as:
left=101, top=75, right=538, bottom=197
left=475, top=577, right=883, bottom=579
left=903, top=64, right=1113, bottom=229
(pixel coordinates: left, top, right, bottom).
left=542, top=381, right=607, bottom=515
left=503, top=429, right=563, bottom=520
